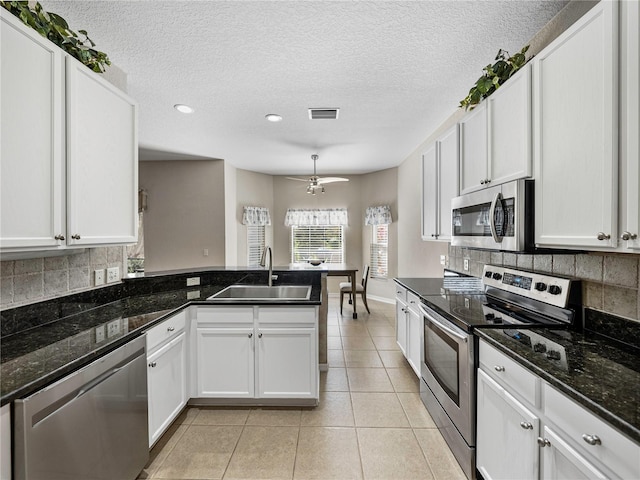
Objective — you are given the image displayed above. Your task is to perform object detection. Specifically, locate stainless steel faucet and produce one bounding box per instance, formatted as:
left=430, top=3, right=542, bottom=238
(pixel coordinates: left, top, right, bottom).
left=259, top=246, right=276, bottom=286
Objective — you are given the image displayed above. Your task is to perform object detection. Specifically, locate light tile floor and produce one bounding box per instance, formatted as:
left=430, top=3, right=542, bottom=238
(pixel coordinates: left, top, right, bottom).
left=138, top=297, right=466, bottom=480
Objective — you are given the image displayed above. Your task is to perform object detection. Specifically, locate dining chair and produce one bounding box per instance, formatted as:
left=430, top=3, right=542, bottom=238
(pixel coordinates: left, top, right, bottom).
left=340, top=265, right=370, bottom=314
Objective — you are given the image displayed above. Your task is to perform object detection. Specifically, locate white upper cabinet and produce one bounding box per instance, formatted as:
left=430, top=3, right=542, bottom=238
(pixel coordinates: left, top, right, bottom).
left=460, top=64, right=532, bottom=196
left=533, top=1, right=618, bottom=249
left=421, top=125, right=459, bottom=241
left=619, top=0, right=640, bottom=251
left=1, top=10, right=64, bottom=249
left=0, top=10, right=138, bottom=253
left=459, top=103, right=489, bottom=194
left=65, top=58, right=138, bottom=246
left=487, top=63, right=532, bottom=186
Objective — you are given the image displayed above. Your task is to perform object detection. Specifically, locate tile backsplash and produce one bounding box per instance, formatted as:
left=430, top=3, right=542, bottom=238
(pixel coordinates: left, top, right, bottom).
left=448, top=246, right=640, bottom=323
left=0, top=246, right=126, bottom=310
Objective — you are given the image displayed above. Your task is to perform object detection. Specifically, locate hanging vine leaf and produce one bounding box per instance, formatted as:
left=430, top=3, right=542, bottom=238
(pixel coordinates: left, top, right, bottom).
left=459, top=45, right=530, bottom=110
left=1, top=0, right=111, bottom=73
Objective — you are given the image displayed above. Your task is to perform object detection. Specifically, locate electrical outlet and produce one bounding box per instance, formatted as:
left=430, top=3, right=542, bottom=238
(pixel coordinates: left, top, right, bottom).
left=107, top=320, right=121, bottom=338
left=186, top=277, right=200, bottom=286
left=106, top=267, right=119, bottom=283
left=187, top=290, right=200, bottom=300
left=94, top=269, right=105, bottom=285
left=440, top=255, right=447, bottom=266
left=95, top=325, right=105, bottom=343
left=463, top=258, right=470, bottom=271
left=203, top=249, right=209, bottom=257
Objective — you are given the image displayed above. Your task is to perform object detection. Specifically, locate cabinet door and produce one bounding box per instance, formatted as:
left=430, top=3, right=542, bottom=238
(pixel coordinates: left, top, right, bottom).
left=488, top=63, right=532, bottom=186
left=0, top=11, right=64, bottom=249
left=540, top=426, right=609, bottom=480
left=257, top=328, right=317, bottom=399
left=395, top=300, right=408, bottom=356
left=147, top=332, right=187, bottom=447
left=476, top=370, right=539, bottom=480
left=533, top=1, right=618, bottom=249
left=406, top=307, right=422, bottom=377
left=620, top=0, right=640, bottom=250
left=196, top=327, right=254, bottom=398
left=421, top=143, right=438, bottom=240
left=437, top=125, right=460, bottom=240
left=459, top=102, right=488, bottom=194
left=1, top=404, right=10, bottom=480
left=65, top=57, right=138, bottom=246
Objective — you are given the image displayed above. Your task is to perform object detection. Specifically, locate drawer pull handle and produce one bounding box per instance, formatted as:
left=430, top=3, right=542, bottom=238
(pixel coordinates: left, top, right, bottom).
left=167, top=326, right=175, bottom=332
left=148, top=362, right=157, bottom=368
left=55, top=234, right=65, bottom=241
left=520, top=422, right=533, bottom=430
left=582, top=434, right=601, bottom=446
left=248, top=333, right=253, bottom=338
left=71, top=234, right=81, bottom=240
left=494, top=365, right=505, bottom=372
left=537, top=437, right=551, bottom=447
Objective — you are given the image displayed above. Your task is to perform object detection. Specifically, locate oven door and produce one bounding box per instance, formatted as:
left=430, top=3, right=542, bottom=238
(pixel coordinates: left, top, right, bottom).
left=419, top=303, right=475, bottom=445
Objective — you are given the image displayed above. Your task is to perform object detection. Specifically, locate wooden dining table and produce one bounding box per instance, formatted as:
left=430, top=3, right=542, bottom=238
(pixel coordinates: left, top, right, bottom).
left=322, top=263, right=359, bottom=319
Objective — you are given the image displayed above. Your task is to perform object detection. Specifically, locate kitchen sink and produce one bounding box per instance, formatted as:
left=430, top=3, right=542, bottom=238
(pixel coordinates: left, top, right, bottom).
left=207, top=285, right=312, bottom=301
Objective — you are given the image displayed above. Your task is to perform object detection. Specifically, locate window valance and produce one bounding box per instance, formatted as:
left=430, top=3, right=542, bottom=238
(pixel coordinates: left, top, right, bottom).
left=242, top=206, right=271, bottom=226
left=284, top=208, right=348, bottom=226
left=364, top=205, right=393, bottom=225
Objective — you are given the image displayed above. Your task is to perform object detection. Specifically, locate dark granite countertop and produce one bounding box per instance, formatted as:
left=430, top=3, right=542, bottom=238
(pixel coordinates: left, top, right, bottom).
left=1, top=268, right=322, bottom=406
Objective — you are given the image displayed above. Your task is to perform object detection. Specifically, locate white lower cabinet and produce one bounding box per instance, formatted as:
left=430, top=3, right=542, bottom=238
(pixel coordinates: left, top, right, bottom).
left=395, top=287, right=408, bottom=356
left=1, top=404, right=10, bottom=480
left=406, top=296, right=422, bottom=377
left=195, top=305, right=318, bottom=402
left=146, top=310, right=188, bottom=447
left=477, top=339, right=639, bottom=480
left=477, top=369, right=539, bottom=480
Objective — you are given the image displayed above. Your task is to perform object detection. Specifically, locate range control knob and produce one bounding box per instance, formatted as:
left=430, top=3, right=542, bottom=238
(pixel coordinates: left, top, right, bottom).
left=548, top=285, right=562, bottom=295
left=534, top=282, right=547, bottom=292
left=533, top=343, right=547, bottom=353
left=546, top=350, right=562, bottom=361
left=485, top=313, right=495, bottom=320
left=485, top=271, right=493, bottom=278
left=492, top=273, right=503, bottom=281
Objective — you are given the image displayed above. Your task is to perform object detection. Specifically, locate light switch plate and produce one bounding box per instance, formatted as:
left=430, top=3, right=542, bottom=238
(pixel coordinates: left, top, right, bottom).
left=106, top=267, right=119, bottom=283
left=440, top=255, right=447, bottom=266
left=463, top=258, right=470, bottom=271
left=187, top=277, right=200, bottom=286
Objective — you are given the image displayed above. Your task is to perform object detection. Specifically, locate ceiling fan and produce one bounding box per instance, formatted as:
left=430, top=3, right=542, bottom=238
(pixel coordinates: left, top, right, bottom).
left=286, top=154, right=349, bottom=195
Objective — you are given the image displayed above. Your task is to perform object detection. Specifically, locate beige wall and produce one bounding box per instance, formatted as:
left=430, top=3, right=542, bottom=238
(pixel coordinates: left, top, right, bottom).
left=140, top=160, right=226, bottom=272
left=272, top=175, right=363, bottom=292
left=361, top=168, right=399, bottom=300
left=235, top=168, right=275, bottom=266
left=224, top=163, right=238, bottom=266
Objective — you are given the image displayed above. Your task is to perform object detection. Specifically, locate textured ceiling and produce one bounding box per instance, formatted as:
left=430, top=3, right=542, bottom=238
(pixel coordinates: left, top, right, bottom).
left=44, top=1, right=568, bottom=175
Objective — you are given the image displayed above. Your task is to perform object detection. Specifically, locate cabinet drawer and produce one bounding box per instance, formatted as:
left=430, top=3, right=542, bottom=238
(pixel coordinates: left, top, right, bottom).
left=395, top=284, right=407, bottom=302
left=258, top=306, right=316, bottom=326
left=146, top=310, right=187, bottom=352
left=479, top=340, right=539, bottom=406
left=543, top=383, right=640, bottom=480
left=406, top=291, right=420, bottom=314
left=197, top=306, right=254, bottom=325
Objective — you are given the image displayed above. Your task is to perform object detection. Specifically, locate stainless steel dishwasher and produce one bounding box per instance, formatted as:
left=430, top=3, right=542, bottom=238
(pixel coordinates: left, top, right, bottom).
left=14, top=335, right=148, bottom=480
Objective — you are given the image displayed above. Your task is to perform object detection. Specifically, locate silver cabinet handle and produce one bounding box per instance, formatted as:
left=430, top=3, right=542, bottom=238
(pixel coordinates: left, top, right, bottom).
left=582, top=434, right=602, bottom=446
left=620, top=231, right=637, bottom=241
left=148, top=362, right=157, bottom=368
left=167, top=326, right=175, bottom=332
left=494, top=365, right=505, bottom=372
left=596, top=232, right=610, bottom=241
left=248, top=333, right=253, bottom=338
left=410, top=300, right=416, bottom=304
left=258, top=333, right=263, bottom=338
left=537, top=437, right=551, bottom=447
left=71, top=234, right=81, bottom=240
left=55, top=234, right=65, bottom=240
left=520, top=422, right=533, bottom=430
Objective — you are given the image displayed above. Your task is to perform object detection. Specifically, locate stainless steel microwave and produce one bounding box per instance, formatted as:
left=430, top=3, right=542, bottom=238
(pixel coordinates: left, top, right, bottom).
left=451, top=179, right=534, bottom=252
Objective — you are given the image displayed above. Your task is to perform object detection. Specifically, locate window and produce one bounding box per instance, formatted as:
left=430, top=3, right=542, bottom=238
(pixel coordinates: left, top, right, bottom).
left=247, top=225, right=265, bottom=267
left=370, top=224, right=388, bottom=278
left=291, top=225, right=344, bottom=263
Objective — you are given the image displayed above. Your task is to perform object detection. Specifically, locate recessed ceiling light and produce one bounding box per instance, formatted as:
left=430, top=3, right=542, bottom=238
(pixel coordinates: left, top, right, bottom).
left=265, top=113, right=283, bottom=122
left=174, top=104, right=194, bottom=114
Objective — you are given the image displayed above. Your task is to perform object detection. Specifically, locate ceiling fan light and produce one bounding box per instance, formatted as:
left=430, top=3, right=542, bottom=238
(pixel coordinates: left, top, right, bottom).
left=265, top=113, right=282, bottom=122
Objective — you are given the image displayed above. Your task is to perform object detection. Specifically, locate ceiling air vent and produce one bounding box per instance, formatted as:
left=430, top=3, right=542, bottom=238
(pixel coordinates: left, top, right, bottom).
left=308, top=108, right=339, bottom=120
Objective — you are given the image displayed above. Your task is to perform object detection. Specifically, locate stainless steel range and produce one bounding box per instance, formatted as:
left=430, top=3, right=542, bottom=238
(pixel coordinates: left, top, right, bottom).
left=418, top=265, right=581, bottom=480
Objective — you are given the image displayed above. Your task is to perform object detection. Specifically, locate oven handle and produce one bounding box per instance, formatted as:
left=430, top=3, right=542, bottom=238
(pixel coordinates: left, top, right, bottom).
left=418, top=304, right=468, bottom=343
left=489, top=191, right=503, bottom=243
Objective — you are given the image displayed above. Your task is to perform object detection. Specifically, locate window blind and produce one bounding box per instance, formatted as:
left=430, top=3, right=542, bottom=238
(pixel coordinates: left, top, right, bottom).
left=291, top=225, right=344, bottom=263
left=370, top=224, right=388, bottom=278
left=247, top=225, right=265, bottom=267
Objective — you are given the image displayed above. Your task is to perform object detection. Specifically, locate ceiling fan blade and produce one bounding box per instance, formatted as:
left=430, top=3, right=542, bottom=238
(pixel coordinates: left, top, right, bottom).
left=317, top=177, right=349, bottom=184
left=286, top=177, right=310, bottom=182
